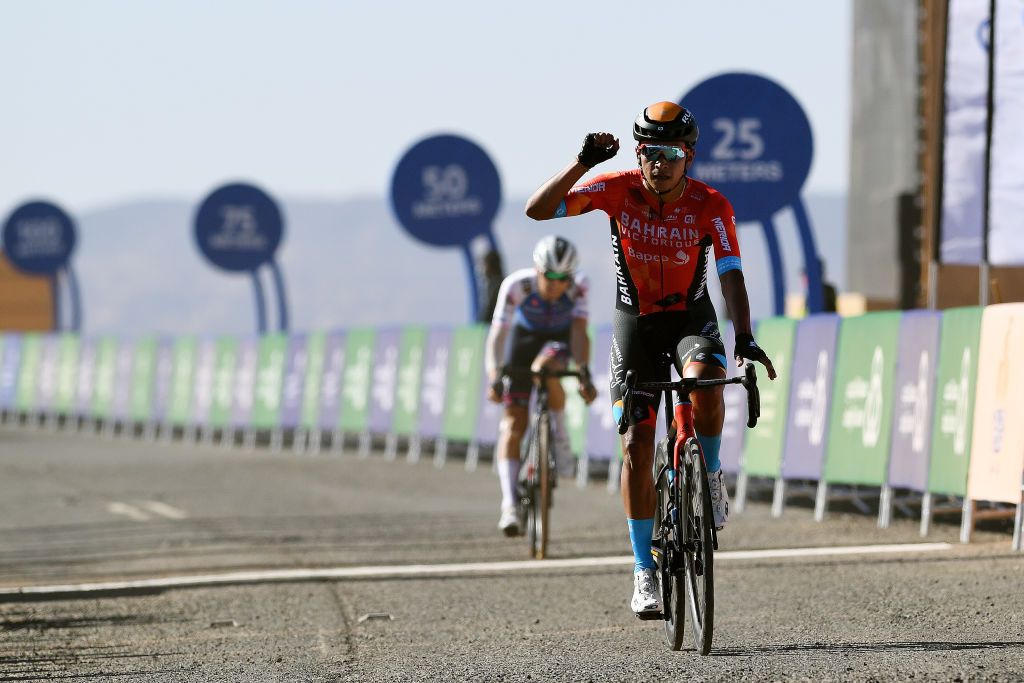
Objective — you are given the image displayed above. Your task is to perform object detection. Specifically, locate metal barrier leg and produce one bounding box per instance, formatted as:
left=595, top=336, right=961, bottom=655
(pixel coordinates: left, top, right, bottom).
left=735, top=471, right=748, bottom=514
left=576, top=455, right=589, bottom=489
left=270, top=429, right=283, bottom=454
left=959, top=498, right=974, bottom=544
left=771, top=478, right=785, bottom=518
left=607, top=458, right=621, bottom=494
left=1013, top=483, right=1024, bottom=552
left=433, top=437, right=448, bottom=468
left=465, top=441, right=479, bottom=471
left=878, top=485, right=893, bottom=529
left=310, top=429, right=322, bottom=455
left=384, top=433, right=398, bottom=461
left=358, top=431, right=371, bottom=457
left=814, top=481, right=828, bottom=522
left=407, top=435, right=421, bottom=464
left=920, top=492, right=932, bottom=537
left=332, top=430, right=345, bottom=454
left=292, top=428, right=307, bottom=455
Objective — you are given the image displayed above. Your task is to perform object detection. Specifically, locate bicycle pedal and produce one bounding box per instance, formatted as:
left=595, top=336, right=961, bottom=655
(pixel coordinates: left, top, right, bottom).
left=635, top=611, right=664, bottom=621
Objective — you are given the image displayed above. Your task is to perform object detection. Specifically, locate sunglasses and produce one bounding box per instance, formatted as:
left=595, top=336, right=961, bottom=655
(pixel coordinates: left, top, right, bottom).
left=543, top=270, right=571, bottom=281
left=637, top=144, right=689, bottom=162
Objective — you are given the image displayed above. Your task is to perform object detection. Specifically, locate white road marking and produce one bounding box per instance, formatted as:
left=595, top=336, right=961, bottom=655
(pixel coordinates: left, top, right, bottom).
left=138, top=501, right=188, bottom=520
left=0, top=542, right=953, bottom=598
left=106, top=502, right=151, bottom=522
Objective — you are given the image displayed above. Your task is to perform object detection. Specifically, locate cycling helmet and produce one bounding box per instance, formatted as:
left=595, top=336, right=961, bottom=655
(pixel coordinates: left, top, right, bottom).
left=532, top=235, right=579, bottom=275
left=633, top=101, right=699, bottom=147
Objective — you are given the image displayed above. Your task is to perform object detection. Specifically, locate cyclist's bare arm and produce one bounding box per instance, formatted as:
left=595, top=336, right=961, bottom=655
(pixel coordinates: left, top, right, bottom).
left=525, top=132, right=619, bottom=220
left=485, top=323, right=509, bottom=384
left=525, top=162, right=590, bottom=220
left=721, top=270, right=777, bottom=380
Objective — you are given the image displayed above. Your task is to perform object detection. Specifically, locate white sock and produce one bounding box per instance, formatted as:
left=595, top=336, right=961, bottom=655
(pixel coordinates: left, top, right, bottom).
left=498, top=458, right=520, bottom=510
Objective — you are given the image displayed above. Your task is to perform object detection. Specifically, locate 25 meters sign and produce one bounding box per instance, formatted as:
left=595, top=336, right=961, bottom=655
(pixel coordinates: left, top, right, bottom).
left=682, top=73, right=813, bottom=221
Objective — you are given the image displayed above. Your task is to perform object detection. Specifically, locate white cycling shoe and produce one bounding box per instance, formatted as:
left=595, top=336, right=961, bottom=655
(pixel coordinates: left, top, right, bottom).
left=630, top=568, right=662, bottom=616
left=498, top=506, right=520, bottom=537
left=708, top=469, right=730, bottom=531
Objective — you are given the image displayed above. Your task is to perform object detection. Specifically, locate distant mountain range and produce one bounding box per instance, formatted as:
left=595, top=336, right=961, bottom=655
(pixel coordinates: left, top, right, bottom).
left=72, top=193, right=846, bottom=336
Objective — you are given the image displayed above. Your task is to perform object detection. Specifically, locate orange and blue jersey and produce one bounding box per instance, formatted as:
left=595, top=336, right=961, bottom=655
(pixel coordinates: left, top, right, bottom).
left=553, top=169, right=741, bottom=316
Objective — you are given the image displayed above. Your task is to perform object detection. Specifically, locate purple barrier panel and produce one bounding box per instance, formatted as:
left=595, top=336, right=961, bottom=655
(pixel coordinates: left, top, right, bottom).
left=74, top=339, right=97, bottom=418
left=586, top=325, right=617, bottom=461
left=1, top=335, right=23, bottom=411
left=719, top=321, right=748, bottom=475
left=317, top=331, right=347, bottom=432
left=190, top=338, right=217, bottom=426
left=781, top=314, right=840, bottom=480
left=111, top=339, right=136, bottom=421
left=231, top=337, right=259, bottom=429
left=150, top=338, right=175, bottom=425
left=35, top=335, right=60, bottom=413
left=887, top=310, right=942, bottom=491
left=417, top=327, right=451, bottom=441
left=367, top=328, right=401, bottom=435
left=279, top=334, right=309, bottom=429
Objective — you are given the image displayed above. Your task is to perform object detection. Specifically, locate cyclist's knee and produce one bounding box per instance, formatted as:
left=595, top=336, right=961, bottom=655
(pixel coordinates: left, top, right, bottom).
left=621, top=425, right=655, bottom=466
left=499, top=409, right=528, bottom=440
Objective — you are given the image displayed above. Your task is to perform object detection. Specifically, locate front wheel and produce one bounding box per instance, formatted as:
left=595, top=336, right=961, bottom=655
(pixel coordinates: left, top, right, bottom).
left=524, top=412, right=552, bottom=559
left=654, top=435, right=685, bottom=650
left=682, top=437, right=715, bottom=655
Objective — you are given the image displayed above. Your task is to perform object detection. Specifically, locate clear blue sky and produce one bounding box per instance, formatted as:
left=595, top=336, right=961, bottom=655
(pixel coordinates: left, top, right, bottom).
left=1, top=0, right=851, bottom=214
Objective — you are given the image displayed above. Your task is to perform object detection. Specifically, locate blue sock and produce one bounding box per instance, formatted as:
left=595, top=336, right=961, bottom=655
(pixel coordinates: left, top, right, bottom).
left=627, top=518, right=656, bottom=572
left=696, top=432, right=722, bottom=473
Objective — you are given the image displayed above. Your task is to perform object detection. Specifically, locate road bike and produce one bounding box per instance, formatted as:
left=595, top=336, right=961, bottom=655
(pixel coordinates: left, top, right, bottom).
left=502, top=367, right=583, bottom=560
left=617, top=362, right=759, bottom=653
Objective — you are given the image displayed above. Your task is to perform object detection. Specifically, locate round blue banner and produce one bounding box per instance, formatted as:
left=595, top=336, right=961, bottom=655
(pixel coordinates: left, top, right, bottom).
left=2, top=201, right=77, bottom=275
left=681, top=73, right=813, bottom=220
left=194, top=183, right=283, bottom=272
left=390, top=134, right=501, bottom=248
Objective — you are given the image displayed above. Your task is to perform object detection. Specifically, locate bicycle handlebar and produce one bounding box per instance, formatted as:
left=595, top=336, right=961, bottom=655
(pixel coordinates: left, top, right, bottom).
left=616, top=364, right=760, bottom=435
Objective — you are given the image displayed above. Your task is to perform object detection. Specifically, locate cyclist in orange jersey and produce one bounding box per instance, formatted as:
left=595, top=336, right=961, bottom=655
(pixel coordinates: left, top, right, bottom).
left=525, top=101, right=776, bottom=617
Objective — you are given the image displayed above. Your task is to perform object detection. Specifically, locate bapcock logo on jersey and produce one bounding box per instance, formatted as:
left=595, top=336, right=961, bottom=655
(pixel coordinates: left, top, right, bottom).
left=626, top=246, right=690, bottom=266
left=619, top=212, right=701, bottom=248
left=712, top=217, right=732, bottom=252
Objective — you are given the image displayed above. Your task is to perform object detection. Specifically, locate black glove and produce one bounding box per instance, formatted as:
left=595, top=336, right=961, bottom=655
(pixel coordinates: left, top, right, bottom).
left=734, top=333, right=768, bottom=364
left=577, top=133, right=618, bottom=168
left=578, top=365, right=595, bottom=390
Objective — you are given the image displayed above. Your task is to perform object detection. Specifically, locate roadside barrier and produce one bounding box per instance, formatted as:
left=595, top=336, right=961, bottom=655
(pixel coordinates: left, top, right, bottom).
left=1, top=305, right=1023, bottom=548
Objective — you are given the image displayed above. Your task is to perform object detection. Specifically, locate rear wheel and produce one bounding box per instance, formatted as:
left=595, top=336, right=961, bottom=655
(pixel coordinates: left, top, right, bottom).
left=524, top=413, right=552, bottom=559
left=654, top=436, right=685, bottom=650
left=682, top=437, right=715, bottom=655
left=536, top=412, right=552, bottom=559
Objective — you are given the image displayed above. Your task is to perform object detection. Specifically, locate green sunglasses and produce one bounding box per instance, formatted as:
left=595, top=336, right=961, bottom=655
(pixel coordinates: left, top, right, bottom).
left=543, top=270, right=571, bottom=281
left=637, top=144, right=688, bottom=162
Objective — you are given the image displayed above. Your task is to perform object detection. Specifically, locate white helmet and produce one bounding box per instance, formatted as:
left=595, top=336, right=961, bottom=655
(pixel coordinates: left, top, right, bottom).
left=532, top=235, right=579, bottom=276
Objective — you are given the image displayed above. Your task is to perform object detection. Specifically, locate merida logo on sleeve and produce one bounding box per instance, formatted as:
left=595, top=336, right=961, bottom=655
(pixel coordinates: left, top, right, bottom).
left=712, top=217, right=732, bottom=252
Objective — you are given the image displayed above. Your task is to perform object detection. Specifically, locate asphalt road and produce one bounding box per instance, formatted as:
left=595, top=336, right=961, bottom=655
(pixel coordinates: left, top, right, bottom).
left=0, top=428, right=1021, bottom=682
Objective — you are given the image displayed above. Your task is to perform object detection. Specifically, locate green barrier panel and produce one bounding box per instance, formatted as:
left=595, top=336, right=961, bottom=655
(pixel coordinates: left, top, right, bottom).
left=927, top=307, right=983, bottom=496
left=299, top=331, right=327, bottom=430
left=392, top=326, right=427, bottom=436
left=91, top=336, right=118, bottom=420
left=442, top=325, right=487, bottom=442
left=128, top=337, right=157, bottom=423
left=15, top=333, right=42, bottom=412
left=741, top=317, right=797, bottom=477
left=54, top=334, right=80, bottom=415
left=339, top=328, right=376, bottom=433
left=209, top=337, right=239, bottom=429
left=823, top=312, right=902, bottom=486
left=252, top=333, right=288, bottom=430
left=167, top=336, right=197, bottom=426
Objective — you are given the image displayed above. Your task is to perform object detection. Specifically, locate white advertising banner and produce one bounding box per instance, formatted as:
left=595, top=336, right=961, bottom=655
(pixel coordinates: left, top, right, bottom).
left=940, top=0, right=990, bottom=264
left=989, top=0, right=1024, bottom=265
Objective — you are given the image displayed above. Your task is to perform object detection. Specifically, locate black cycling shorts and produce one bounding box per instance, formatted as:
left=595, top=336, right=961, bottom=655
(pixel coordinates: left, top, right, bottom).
left=502, top=326, right=570, bottom=407
left=609, top=305, right=726, bottom=427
